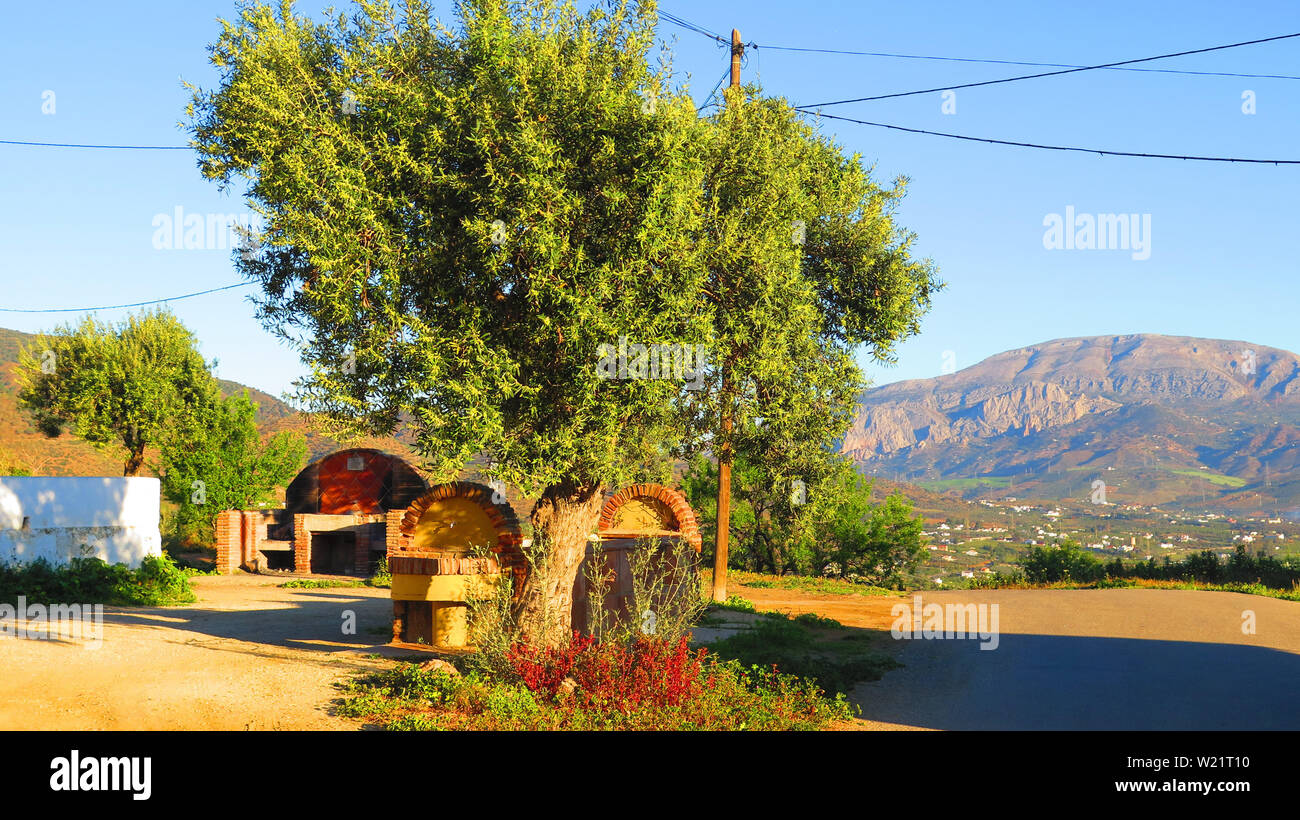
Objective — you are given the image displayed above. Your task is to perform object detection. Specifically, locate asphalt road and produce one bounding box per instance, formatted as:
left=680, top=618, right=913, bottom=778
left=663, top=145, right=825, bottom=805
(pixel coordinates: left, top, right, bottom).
left=850, top=588, right=1300, bottom=730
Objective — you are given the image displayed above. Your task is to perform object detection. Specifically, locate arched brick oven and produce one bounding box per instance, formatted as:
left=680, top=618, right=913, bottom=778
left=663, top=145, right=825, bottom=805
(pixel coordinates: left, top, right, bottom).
left=387, top=482, right=527, bottom=648
left=214, top=448, right=429, bottom=575
left=573, top=483, right=702, bottom=634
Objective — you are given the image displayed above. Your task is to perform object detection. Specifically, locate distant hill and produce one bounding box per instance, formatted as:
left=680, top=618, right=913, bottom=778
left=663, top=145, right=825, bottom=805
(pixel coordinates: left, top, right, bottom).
left=0, top=326, right=418, bottom=477
left=843, top=334, right=1300, bottom=515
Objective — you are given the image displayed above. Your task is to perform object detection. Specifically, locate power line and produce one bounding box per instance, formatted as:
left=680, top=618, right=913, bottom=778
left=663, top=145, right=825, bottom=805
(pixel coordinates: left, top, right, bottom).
left=0, top=138, right=190, bottom=150
left=0, top=282, right=254, bottom=313
left=799, top=31, right=1300, bottom=107
left=659, top=11, right=728, bottom=45
left=758, top=44, right=1300, bottom=81
left=800, top=110, right=1300, bottom=164
left=697, top=66, right=733, bottom=112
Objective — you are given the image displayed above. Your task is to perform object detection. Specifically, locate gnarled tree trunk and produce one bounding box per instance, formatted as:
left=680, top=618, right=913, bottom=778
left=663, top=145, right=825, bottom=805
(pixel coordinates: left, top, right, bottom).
left=513, top=480, right=604, bottom=648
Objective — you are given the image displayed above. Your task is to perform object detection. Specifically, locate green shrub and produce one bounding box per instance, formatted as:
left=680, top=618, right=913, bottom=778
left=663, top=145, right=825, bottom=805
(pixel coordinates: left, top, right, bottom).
left=792, top=612, right=842, bottom=629
left=337, top=641, right=859, bottom=731
left=1095, top=577, right=1136, bottom=589
left=715, top=594, right=756, bottom=613
left=1020, top=540, right=1104, bottom=584
left=367, top=556, right=392, bottom=588
left=0, top=554, right=195, bottom=606
left=386, top=714, right=442, bottom=731
left=967, top=571, right=1025, bottom=589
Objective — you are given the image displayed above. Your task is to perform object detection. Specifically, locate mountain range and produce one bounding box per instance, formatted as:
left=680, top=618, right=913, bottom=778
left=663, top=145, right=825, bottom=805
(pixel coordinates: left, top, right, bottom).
left=841, top=334, right=1300, bottom=514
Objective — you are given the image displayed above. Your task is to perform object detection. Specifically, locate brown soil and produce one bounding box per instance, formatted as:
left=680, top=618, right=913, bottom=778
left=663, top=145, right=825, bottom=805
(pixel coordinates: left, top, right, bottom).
left=0, top=574, right=415, bottom=730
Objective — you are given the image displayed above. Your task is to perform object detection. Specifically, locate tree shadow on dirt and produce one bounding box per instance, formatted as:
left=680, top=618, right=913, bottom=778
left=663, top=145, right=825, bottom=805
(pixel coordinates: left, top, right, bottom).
left=95, top=589, right=426, bottom=671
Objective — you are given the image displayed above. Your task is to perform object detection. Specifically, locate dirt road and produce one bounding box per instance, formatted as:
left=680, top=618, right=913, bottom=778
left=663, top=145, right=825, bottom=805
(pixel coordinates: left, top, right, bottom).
left=0, top=575, right=401, bottom=730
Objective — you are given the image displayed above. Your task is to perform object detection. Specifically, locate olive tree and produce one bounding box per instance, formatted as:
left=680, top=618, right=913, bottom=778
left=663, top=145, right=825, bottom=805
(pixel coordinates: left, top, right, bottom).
left=16, top=310, right=217, bottom=476
left=685, top=89, right=939, bottom=598
left=188, top=0, right=709, bottom=644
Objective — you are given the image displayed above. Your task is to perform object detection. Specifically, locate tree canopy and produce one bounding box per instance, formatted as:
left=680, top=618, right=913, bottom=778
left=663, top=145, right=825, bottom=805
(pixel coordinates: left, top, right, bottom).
left=683, top=88, right=939, bottom=597
left=16, top=310, right=217, bottom=476
left=187, top=0, right=941, bottom=643
left=160, top=390, right=307, bottom=545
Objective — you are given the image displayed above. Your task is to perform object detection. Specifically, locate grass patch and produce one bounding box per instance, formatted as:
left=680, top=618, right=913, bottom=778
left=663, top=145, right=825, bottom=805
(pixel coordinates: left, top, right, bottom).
left=279, top=561, right=391, bottom=590
left=279, top=579, right=366, bottom=589
left=703, top=612, right=898, bottom=696
left=1169, top=469, right=1247, bottom=488
left=731, top=570, right=902, bottom=598
left=915, top=476, right=1012, bottom=492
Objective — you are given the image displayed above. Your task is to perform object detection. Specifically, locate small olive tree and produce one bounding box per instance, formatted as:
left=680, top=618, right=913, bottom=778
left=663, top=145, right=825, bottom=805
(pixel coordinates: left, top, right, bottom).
left=683, top=89, right=939, bottom=597
left=16, top=310, right=217, bottom=476
left=160, top=390, right=307, bottom=545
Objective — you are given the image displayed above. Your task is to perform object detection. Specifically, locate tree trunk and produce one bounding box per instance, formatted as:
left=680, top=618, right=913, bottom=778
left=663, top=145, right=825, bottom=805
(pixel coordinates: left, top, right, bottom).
left=123, top=444, right=145, bottom=477
left=712, top=366, right=734, bottom=602
left=513, top=480, right=604, bottom=648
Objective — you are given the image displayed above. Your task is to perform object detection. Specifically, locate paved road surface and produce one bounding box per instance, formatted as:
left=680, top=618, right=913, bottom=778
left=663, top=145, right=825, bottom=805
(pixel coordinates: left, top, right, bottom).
left=846, top=588, right=1300, bottom=730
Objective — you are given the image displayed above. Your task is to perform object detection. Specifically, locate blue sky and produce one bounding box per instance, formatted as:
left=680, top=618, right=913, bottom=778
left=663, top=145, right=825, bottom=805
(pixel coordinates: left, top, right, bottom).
left=1, top=0, right=1297, bottom=402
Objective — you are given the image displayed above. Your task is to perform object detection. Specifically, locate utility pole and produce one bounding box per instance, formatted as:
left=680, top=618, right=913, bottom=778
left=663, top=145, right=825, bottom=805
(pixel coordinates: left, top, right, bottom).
left=712, top=29, right=744, bottom=604
left=730, top=28, right=742, bottom=89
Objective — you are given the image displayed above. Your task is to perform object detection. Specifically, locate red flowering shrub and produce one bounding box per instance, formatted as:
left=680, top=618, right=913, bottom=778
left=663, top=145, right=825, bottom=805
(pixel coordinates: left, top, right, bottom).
left=505, top=633, right=597, bottom=698
left=507, top=633, right=715, bottom=711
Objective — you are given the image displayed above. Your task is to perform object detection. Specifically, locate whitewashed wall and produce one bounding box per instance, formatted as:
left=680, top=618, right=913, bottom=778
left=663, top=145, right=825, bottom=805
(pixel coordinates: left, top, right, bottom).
left=0, top=477, right=162, bottom=568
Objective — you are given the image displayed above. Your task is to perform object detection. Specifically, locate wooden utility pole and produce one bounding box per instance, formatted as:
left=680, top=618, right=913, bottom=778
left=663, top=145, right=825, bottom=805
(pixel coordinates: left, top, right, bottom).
left=712, top=29, right=744, bottom=604
left=730, top=28, right=742, bottom=89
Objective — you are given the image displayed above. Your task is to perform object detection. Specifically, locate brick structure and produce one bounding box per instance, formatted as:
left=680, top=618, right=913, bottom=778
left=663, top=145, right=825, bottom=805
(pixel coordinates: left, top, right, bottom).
left=389, top=481, right=527, bottom=647
left=214, top=510, right=242, bottom=575
left=574, top=483, right=703, bottom=634
left=395, top=481, right=527, bottom=588
left=215, top=448, right=429, bottom=576
left=292, top=513, right=312, bottom=575
left=597, top=483, right=702, bottom=552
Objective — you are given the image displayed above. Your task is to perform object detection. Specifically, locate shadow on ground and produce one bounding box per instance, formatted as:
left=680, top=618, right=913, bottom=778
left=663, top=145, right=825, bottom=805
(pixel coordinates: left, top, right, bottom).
left=853, top=632, right=1300, bottom=730
left=96, top=587, right=429, bottom=670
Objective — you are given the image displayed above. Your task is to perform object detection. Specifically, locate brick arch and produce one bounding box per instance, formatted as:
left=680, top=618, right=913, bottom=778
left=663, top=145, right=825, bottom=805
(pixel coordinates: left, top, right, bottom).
left=598, top=483, right=702, bottom=552
left=398, top=482, right=527, bottom=588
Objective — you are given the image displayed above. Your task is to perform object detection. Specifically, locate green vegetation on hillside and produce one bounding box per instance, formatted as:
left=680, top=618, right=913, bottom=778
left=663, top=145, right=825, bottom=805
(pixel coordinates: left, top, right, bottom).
left=1170, top=469, right=1247, bottom=488
left=1012, top=541, right=1300, bottom=594
left=917, top=476, right=1012, bottom=492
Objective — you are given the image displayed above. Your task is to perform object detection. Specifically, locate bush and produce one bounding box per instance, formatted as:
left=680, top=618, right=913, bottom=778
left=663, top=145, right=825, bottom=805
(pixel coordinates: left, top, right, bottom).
left=337, top=642, right=858, bottom=731
left=508, top=634, right=710, bottom=711
left=967, top=571, right=1025, bottom=589
left=793, top=612, right=842, bottom=629
left=715, top=594, right=756, bottom=613
left=0, top=554, right=195, bottom=606
left=367, top=556, right=391, bottom=588
left=1020, top=540, right=1104, bottom=584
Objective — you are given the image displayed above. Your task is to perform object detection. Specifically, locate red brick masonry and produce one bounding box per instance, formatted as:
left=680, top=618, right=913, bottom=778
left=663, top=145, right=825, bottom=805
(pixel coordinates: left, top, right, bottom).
left=389, top=482, right=527, bottom=592
left=597, top=483, right=702, bottom=552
